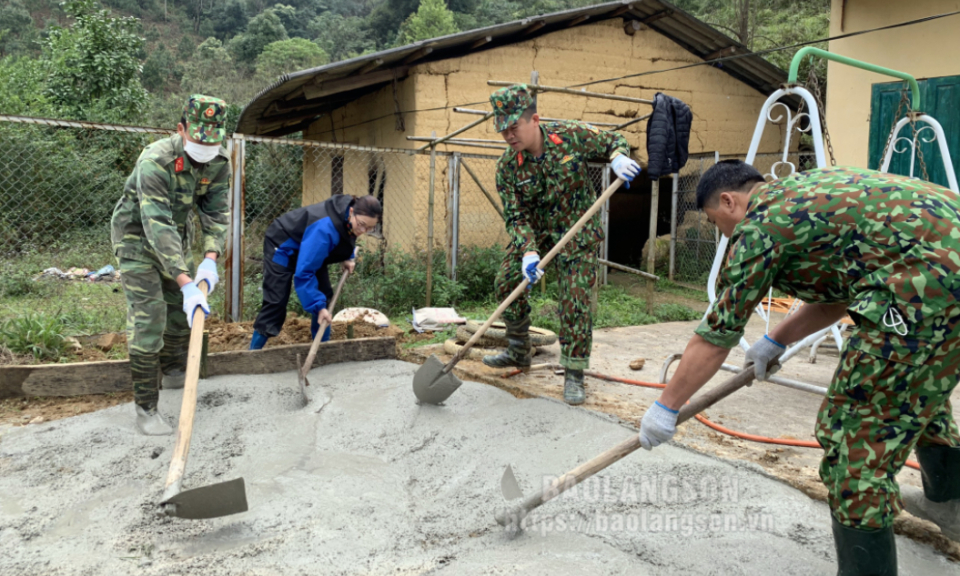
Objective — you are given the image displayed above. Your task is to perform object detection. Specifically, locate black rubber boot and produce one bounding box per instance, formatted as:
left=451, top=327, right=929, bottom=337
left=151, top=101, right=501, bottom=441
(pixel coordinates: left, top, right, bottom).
left=159, top=332, right=190, bottom=390
left=831, top=517, right=897, bottom=576
left=482, top=317, right=532, bottom=368
left=563, top=369, right=585, bottom=405
left=901, top=445, right=960, bottom=541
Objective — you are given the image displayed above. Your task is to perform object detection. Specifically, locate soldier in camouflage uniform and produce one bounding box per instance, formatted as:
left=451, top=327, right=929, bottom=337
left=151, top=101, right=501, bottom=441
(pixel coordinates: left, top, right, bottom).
left=638, top=160, right=960, bottom=575
left=111, top=95, right=231, bottom=436
left=484, top=85, right=641, bottom=405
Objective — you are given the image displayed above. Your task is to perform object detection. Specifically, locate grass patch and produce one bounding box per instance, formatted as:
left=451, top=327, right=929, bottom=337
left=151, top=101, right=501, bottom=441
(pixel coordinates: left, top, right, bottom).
left=0, top=313, right=68, bottom=360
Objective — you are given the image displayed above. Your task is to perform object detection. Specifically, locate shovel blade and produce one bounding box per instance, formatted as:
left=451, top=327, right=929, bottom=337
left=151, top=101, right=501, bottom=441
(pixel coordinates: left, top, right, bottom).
left=296, top=353, right=309, bottom=406
left=161, top=477, right=248, bottom=520
left=500, top=464, right=523, bottom=501
left=412, top=354, right=463, bottom=405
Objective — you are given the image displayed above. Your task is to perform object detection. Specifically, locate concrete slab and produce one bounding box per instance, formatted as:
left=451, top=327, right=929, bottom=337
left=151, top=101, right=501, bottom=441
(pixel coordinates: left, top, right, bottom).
left=0, top=360, right=953, bottom=574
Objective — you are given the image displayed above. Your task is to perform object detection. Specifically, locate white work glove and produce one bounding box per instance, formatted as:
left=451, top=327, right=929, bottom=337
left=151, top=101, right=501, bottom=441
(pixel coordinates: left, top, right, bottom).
left=611, top=155, right=642, bottom=188
left=639, top=401, right=679, bottom=450
left=181, top=282, right=210, bottom=329
left=521, top=253, right=544, bottom=288
left=744, top=335, right=786, bottom=381
left=194, top=257, right=219, bottom=294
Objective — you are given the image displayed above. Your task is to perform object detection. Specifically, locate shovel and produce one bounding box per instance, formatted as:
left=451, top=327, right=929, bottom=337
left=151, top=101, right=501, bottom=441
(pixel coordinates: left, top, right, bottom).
left=161, top=281, right=249, bottom=519
left=412, top=177, right=628, bottom=405
left=296, top=270, right=350, bottom=404
left=494, top=366, right=758, bottom=529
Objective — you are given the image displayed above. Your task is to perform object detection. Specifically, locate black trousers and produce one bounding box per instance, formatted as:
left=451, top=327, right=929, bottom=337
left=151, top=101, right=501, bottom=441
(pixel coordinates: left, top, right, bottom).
left=253, top=240, right=332, bottom=337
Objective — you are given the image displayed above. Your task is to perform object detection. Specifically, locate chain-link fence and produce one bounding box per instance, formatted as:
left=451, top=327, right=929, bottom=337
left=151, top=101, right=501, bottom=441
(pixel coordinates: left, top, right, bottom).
left=0, top=117, right=175, bottom=338
left=669, top=151, right=818, bottom=285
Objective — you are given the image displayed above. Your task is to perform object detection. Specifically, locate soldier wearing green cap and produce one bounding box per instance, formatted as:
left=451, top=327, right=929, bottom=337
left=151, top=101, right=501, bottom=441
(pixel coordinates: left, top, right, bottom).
left=110, top=94, right=231, bottom=436
left=485, top=84, right=642, bottom=405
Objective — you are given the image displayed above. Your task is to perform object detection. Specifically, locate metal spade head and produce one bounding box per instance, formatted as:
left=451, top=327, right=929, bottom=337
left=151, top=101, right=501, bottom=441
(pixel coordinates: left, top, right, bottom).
left=412, top=354, right=463, bottom=405
left=500, top=465, right=523, bottom=501
left=296, top=353, right=309, bottom=406
left=161, top=477, right=248, bottom=520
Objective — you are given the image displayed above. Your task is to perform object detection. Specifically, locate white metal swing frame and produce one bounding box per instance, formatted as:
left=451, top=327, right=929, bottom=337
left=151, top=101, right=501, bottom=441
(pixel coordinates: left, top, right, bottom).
left=682, top=49, right=959, bottom=396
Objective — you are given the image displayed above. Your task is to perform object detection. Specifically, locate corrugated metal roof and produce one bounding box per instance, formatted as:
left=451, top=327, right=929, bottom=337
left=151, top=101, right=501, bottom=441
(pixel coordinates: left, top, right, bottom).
left=237, top=0, right=790, bottom=136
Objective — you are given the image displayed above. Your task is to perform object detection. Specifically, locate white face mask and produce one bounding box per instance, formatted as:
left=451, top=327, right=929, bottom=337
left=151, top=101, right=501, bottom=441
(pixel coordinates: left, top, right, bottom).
left=183, top=140, right=220, bottom=164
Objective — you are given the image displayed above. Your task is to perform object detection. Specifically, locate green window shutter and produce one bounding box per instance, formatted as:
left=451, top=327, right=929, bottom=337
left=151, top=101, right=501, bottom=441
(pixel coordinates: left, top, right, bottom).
left=869, top=75, right=960, bottom=188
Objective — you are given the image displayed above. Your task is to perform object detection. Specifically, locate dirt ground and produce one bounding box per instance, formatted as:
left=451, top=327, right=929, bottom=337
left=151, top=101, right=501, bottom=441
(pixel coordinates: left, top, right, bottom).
left=407, top=312, right=960, bottom=562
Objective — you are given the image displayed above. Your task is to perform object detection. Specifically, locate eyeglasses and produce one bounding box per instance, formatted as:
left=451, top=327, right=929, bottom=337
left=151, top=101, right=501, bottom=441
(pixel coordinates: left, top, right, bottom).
left=353, top=217, right=378, bottom=234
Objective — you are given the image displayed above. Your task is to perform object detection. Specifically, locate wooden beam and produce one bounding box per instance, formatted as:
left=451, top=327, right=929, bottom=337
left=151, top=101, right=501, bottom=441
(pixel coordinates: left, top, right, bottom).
left=567, top=15, right=590, bottom=27
left=357, top=58, right=384, bottom=75
left=624, top=20, right=643, bottom=36
left=402, top=46, right=433, bottom=64
left=471, top=35, right=493, bottom=49
left=609, top=3, right=635, bottom=17
left=0, top=338, right=397, bottom=398
left=283, top=86, right=305, bottom=101
left=704, top=46, right=738, bottom=61
left=303, top=67, right=409, bottom=101
left=523, top=20, right=546, bottom=35
left=642, top=9, right=673, bottom=23
left=488, top=81, right=654, bottom=105
left=599, top=258, right=659, bottom=281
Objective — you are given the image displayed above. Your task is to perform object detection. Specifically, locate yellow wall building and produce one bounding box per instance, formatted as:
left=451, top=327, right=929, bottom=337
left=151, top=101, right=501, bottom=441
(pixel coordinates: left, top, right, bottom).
left=238, top=2, right=795, bottom=263
left=826, top=0, right=960, bottom=181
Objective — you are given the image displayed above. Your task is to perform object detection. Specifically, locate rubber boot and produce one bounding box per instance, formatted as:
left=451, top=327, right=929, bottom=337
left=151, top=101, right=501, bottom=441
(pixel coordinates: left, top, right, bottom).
left=831, top=517, right=897, bottom=576
left=482, top=318, right=532, bottom=368
left=901, top=445, right=960, bottom=541
left=563, top=368, right=585, bottom=405
left=250, top=330, right=269, bottom=350
left=160, top=332, right=190, bottom=390
left=135, top=405, right=173, bottom=436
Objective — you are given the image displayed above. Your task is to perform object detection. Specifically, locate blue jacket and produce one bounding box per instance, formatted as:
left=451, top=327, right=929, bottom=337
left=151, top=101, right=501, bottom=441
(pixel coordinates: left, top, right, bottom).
left=265, top=195, right=356, bottom=314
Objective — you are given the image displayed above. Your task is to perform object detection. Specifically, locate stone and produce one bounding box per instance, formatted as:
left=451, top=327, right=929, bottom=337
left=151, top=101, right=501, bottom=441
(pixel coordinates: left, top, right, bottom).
left=95, top=333, right=123, bottom=352
left=629, top=358, right=646, bottom=370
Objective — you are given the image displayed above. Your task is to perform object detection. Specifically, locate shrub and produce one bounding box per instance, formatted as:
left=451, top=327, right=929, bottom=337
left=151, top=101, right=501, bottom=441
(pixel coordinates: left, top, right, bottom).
left=0, top=313, right=67, bottom=360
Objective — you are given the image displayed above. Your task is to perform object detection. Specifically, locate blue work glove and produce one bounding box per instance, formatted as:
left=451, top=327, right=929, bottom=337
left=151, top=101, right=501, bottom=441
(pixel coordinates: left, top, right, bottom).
left=521, top=253, right=544, bottom=288
left=639, top=401, right=679, bottom=450
left=180, top=282, right=210, bottom=329
left=744, top=334, right=785, bottom=381
left=194, top=257, right=219, bottom=294
left=611, top=154, right=642, bottom=188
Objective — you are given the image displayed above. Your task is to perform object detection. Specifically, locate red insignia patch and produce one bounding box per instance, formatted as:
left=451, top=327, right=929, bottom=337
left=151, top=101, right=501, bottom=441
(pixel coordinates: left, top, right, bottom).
left=204, top=107, right=216, bottom=118
left=200, top=178, right=210, bottom=185
left=548, top=133, right=563, bottom=145
left=174, top=157, right=184, bottom=173
left=517, top=152, right=524, bottom=166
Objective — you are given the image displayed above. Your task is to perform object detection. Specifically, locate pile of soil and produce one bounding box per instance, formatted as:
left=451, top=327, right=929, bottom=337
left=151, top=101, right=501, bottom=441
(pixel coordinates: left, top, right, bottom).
left=206, top=315, right=408, bottom=353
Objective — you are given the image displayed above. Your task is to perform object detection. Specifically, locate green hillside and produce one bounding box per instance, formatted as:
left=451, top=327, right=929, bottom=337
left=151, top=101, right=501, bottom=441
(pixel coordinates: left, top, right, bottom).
left=0, top=0, right=828, bottom=129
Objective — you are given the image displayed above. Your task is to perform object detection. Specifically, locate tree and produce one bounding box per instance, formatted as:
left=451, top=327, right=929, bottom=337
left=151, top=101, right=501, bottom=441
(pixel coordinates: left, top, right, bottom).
left=309, top=12, right=376, bottom=62
left=0, top=0, right=36, bottom=57
left=255, top=37, right=328, bottom=81
left=210, top=0, right=248, bottom=40
left=41, top=0, right=147, bottom=121
left=141, top=42, right=181, bottom=91
left=396, top=0, right=459, bottom=45
left=227, top=7, right=288, bottom=64
left=181, top=36, right=236, bottom=95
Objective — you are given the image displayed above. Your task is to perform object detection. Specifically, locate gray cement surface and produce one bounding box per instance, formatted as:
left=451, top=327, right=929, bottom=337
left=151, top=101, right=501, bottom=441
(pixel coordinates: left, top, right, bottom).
left=0, top=360, right=955, bottom=575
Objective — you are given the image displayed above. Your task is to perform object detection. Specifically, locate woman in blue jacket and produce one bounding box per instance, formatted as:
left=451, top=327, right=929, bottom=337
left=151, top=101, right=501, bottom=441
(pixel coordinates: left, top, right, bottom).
left=250, top=194, right=381, bottom=349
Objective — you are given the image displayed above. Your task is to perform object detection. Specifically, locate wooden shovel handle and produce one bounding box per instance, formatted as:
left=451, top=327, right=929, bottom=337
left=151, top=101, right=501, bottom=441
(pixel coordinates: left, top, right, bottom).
left=163, top=281, right=210, bottom=495
left=299, top=270, right=350, bottom=379
left=496, top=367, right=757, bottom=525
left=446, top=178, right=626, bottom=373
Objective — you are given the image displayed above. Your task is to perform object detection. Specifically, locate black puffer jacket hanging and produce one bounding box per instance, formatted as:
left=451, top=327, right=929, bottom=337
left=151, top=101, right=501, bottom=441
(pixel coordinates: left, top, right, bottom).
left=645, top=92, right=692, bottom=178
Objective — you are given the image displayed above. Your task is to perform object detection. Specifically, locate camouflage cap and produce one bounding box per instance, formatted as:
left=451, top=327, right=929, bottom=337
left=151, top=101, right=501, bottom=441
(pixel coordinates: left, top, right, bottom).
left=491, top=85, right=535, bottom=132
left=182, top=94, right=227, bottom=144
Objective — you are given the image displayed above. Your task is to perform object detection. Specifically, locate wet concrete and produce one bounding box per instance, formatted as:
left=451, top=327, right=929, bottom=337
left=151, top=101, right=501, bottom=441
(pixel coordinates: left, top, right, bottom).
left=0, top=360, right=954, bottom=574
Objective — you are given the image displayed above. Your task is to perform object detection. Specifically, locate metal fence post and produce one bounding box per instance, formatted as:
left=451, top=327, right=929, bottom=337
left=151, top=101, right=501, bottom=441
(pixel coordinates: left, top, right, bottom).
left=601, top=164, right=611, bottom=286
left=226, top=134, right=245, bottom=322
left=448, top=152, right=461, bottom=282
left=647, top=178, right=660, bottom=276
left=426, top=132, right=436, bottom=307
left=669, top=173, right=678, bottom=281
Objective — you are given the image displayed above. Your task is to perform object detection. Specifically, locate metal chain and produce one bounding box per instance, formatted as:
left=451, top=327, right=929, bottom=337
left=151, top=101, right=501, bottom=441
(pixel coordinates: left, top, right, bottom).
left=910, top=111, right=931, bottom=181
left=806, top=68, right=836, bottom=166
left=877, top=86, right=909, bottom=171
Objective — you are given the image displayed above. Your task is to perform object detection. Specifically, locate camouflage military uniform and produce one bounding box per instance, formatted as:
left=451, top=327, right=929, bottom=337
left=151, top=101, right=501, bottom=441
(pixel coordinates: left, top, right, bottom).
left=696, top=166, right=960, bottom=529
left=111, top=95, right=230, bottom=410
left=492, top=86, right=631, bottom=370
